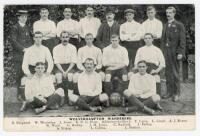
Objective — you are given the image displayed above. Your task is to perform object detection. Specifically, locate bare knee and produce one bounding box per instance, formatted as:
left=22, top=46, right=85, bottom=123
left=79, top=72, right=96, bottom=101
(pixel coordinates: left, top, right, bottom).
left=105, top=74, right=111, bottom=82
left=21, top=76, right=27, bottom=86
left=99, top=72, right=105, bottom=82
left=99, top=93, right=109, bottom=102
left=55, top=88, right=65, bottom=97
left=151, top=94, right=161, bottom=103
left=122, top=74, right=128, bottom=81
left=72, top=73, right=79, bottom=83
left=123, top=89, right=132, bottom=98
left=55, top=73, right=63, bottom=84
left=128, top=72, right=133, bottom=80
left=67, top=73, right=74, bottom=82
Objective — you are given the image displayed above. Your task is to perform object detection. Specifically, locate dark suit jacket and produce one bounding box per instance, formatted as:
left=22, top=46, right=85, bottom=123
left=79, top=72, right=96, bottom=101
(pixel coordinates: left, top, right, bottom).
left=161, top=20, right=186, bottom=57
left=10, top=23, right=33, bottom=61
left=96, top=21, right=120, bottom=49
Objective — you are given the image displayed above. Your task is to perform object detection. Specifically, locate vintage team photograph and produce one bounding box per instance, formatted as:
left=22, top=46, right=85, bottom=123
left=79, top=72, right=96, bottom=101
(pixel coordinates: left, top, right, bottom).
left=3, top=4, right=195, bottom=118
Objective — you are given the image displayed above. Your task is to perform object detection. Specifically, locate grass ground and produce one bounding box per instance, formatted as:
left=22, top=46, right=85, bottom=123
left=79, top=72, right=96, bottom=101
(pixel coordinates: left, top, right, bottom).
left=4, top=82, right=195, bottom=117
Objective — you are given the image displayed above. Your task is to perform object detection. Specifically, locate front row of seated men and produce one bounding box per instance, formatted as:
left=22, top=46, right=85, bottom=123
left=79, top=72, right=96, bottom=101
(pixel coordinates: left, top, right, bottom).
left=20, top=30, right=164, bottom=115
left=20, top=59, right=162, bottom=115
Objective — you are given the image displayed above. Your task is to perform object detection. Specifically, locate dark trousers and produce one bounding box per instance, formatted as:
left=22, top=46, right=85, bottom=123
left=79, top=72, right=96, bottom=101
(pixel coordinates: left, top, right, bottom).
left=75, top=95, right=102, bottom=111
left=104, top=67, right=128, bottom=96
left=120, top=41, right=142, bottom=70
left=127, top=95, right=156, bottom=109
left=31, top=94, right=61, bottom=110
left=164, top=48, right=181, bottom=96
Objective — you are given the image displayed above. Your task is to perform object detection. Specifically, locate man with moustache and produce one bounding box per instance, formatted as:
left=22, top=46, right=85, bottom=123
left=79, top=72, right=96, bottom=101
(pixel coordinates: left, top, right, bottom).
left=161, top=6, right=186, bottom=102
left=72, top=33, right=104, bottom=96
left=56, top=8, right=80, bottom=49
left=120, top=9, right=143, bottom=70
left=53, top=31, right=77, bottom=103
left=33, top=8, right=57, bottom=54
left=142, top=6, right=163, bottom=48
left=10, top=10, right=33, bottom=101
left=79, top=7, right=101, bottom=46
left=68, top=58, right=108, bottom=112
left=96, top=9, right=120, bottom=49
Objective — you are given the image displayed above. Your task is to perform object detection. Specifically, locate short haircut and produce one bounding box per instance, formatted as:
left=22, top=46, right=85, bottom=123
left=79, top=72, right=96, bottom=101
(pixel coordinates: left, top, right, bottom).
left=35, top=62, right=45, bottom=67
left=147, top=5, right=156, bottom=11
left=167, top=6, right=176, bottom=13
left=85, top=33, right=94, bottom=38
left=40, top=8, right=48, bottom=12
left=83, top=58, right=96, bottom=67
left=34, top=31, right=43, bottom=37
left=86, top=6, right=94, bottom=11
left=144, top=33, right=154, bottom=38
left=137, top=60, right=147, bottom=66
left=60, top=30, right=69, bottom=38
left=111, top=34, right=119, bottom=39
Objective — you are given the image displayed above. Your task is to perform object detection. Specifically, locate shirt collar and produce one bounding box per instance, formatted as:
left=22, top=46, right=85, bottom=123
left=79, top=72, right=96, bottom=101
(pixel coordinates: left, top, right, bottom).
left=168, top=19, right=175, bottom=24
left=147, top=18, right=155, bottom=21
left=18, top=22, right=26, bottom=27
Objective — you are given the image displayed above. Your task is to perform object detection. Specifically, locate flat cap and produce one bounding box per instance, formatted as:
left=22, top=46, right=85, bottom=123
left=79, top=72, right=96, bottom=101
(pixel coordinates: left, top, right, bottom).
left=124, top=9, right=135, bottom=14
left=106, top=8, right=115, bottom=15
left=16, top=10, right=28, bottom=16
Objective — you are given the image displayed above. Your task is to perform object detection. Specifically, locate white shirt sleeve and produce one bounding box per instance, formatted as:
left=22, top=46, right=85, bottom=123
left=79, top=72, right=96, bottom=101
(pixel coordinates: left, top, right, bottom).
left=33, top=21, right=37, bottom=33
left=134, top=48, right=141, bottom=66
left=56, top=22, right=62, bottom=37
left=77, top=48, right=85, bottom=71
left=156, top=20, right=163, bottom=39
left=120, top=24, right=129, bottom=41
left=122, top=47, right=129, bottom=66
left=157, top=49, right=166, bottom=67
left=94, top=73, right=102, bottom=95
left=25, top=79, right=34, bottom=100
left=96, top=49, right=103, bottom=69
left=128, top=74, right=143, bottom=96
left=70, top=46, right=77, bottom=64
left=45, top=48, right=54, bottom=73
left=22, top=50, right=31, bottom=75
left=102, top=48, right=109, bottom=66
left=140, top=76, right=156, bottom=98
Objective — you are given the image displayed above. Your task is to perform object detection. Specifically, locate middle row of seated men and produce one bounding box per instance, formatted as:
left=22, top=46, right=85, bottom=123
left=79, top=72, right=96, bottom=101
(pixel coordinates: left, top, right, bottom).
left=20, top=30, right=165, bottom=115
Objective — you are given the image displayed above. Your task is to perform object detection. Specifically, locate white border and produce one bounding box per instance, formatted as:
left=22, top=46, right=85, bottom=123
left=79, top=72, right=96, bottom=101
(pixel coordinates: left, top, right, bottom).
left=0, top=0, right=199, bottom=136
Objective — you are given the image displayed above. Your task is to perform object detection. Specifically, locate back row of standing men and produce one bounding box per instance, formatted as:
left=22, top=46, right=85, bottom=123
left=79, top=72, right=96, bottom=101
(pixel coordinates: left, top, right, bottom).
left=11, top=5, right=186, bottom=108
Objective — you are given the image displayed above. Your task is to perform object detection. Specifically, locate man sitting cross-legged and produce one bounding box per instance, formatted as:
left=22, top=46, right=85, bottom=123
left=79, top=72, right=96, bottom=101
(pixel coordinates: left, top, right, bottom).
left=20, top=62, right=65, bottom=114
left=69, top=58, right=109, bottom=112
left=124, top=60, right=163, bottom=115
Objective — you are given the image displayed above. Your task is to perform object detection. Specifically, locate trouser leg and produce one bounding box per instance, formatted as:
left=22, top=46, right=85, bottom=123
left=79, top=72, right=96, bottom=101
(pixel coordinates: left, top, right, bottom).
left=127, top=95, right=145, bottom=110
left=143, top=97, right=157, bottom=109
left=75, top=97, right=91, bottom=111
left=89, top=96, right=101, bottom=107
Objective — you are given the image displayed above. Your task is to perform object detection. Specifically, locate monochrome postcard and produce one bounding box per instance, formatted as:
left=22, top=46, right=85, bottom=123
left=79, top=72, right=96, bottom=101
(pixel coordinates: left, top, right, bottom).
left=2, top=2, right=196, bottom=132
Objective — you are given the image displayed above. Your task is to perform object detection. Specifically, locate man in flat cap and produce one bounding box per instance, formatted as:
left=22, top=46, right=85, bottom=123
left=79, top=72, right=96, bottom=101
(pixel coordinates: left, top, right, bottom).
left=142, top=6, right=163, bottom=48
left=10, top=10, right=33, bottom=101
left=56, top=8, right=81, bottom=49
left=161, top=6, right=186, bottom=102
left=120, top=9, right=143, bottom=71
left=96, top=9, right=120, bottom=49
left=33, top=8, right=57, bottom=54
